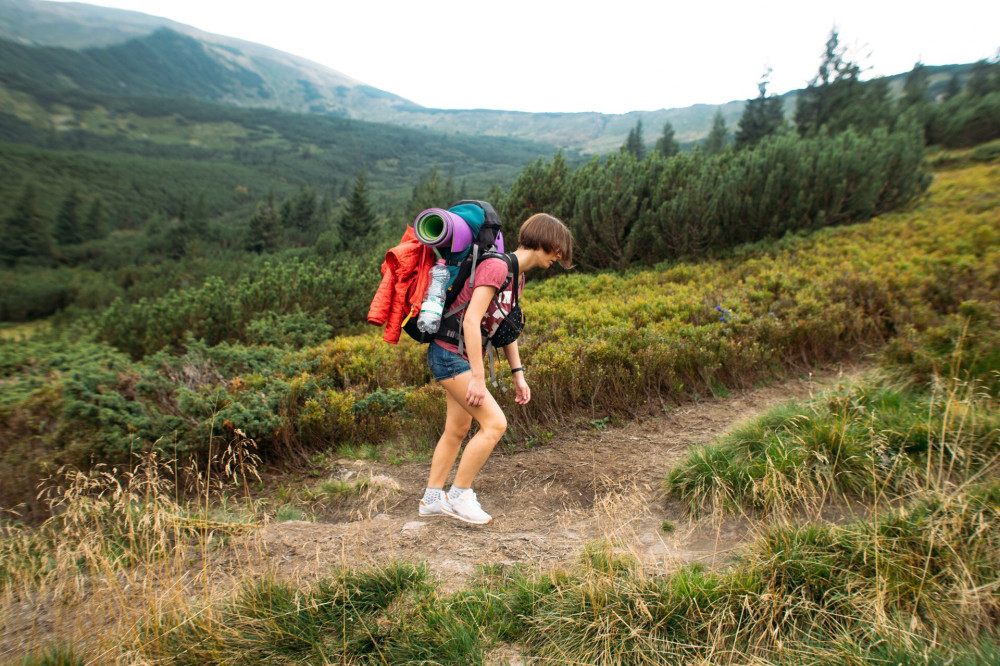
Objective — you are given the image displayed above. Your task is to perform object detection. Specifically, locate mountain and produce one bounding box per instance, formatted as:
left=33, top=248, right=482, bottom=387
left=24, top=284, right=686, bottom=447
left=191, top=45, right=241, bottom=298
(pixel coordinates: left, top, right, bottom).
left=0, top=0, right=979, bottom=156
left=0, top=0, right=742, bottom=152
left=0, top=0, right=421, bottom=119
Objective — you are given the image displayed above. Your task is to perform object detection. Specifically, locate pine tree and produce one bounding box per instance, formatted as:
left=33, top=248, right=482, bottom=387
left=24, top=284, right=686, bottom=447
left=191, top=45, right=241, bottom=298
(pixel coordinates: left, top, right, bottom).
left=54, top=188, right=83, bottom=246
left=735, top=69, right=786, bottom=150
left=246, top=190, right=279, bottom=253
left=407, top=163, right=455, bottom=220
left=943, top=74, right=962, bottom=102
left=189, top=192, right=209, bottom=240
left=290, top=186, right=318, bottom=235
left=622, top=119, right=645, bottom=159
left=703, top=110, right=729, bottom=155
left=501, top=151, right=569, bottom=224
left=900, top=61, right=930, bottom=108
left=1, top=183, right=51, bottom=265
left=966, top=59, right=1000, bottom=97
left=339, top=169, right=378, bottom=247
left=84, top=197, right=105, bottom=240
left=656, top=121, right=680, bottom=157
left=794, top=28, right=862, bottom=136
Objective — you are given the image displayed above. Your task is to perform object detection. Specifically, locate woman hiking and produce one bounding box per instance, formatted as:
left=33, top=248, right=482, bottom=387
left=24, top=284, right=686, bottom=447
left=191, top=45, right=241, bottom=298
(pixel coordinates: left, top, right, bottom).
left=419, top=213, right=574, bottom=524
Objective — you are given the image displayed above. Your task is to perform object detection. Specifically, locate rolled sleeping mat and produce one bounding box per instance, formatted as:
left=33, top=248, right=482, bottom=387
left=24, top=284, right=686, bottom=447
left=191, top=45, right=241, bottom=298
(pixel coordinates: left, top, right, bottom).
left=414, top=208, right=473, bottom=254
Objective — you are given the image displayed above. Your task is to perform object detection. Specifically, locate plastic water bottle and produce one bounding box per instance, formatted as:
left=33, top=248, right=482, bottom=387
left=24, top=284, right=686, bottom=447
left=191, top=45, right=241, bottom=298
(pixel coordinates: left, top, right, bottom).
left=417, top=259, right=449, bottom=333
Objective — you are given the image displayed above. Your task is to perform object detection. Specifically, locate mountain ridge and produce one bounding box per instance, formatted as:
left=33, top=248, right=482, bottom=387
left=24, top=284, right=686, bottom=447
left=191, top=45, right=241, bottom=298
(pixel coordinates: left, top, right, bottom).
left=0, top=0, right=979, bottom=154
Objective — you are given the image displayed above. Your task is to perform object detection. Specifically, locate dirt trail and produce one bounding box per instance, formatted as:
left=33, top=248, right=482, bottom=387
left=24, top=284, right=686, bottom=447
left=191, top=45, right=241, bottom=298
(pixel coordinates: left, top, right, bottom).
left=256, top=365, right=859, bottom=588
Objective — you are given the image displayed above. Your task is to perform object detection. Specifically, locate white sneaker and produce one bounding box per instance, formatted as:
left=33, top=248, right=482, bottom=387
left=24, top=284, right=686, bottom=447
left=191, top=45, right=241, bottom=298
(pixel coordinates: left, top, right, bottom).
left=419, top=497, right=451, bottom=517
left=442, top=490, right=492, bottom=525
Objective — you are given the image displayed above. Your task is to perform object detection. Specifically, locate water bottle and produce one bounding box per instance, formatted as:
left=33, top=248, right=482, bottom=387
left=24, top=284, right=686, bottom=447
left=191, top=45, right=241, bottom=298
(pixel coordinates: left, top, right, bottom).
left=417, top=259, right=449, bottom=333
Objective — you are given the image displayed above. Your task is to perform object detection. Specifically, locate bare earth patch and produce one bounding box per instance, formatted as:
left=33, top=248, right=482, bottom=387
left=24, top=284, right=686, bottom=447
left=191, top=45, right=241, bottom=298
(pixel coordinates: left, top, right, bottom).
left=255, top=364, right=863, bottom=590
left=1, top=364, right=867, bottom=661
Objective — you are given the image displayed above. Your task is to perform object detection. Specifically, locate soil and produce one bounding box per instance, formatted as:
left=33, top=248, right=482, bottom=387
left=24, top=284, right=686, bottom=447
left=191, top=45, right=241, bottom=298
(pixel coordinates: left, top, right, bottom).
left=254, top=364, right=862, bottom=591
left=1, top=364, right=866, bottom=661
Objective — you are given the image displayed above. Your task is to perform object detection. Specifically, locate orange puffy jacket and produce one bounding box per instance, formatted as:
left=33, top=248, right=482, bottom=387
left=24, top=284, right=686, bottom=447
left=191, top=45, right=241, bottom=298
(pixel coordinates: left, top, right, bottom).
left=367, top=226, right=435, bottom=344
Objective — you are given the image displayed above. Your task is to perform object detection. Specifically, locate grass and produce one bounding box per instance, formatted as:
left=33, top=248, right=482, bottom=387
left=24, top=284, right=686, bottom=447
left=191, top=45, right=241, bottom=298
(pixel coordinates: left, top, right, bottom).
left=665, top=307, right=1000, bottom=518
left=2, top=156, right=999, bottom=663
left=4, top=367, right=999, bottom=663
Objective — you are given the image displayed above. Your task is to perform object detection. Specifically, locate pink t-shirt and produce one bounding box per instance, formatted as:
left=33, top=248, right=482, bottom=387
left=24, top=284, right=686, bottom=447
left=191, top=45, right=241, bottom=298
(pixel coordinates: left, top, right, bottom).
left=434, top=256, right=523, bottom=359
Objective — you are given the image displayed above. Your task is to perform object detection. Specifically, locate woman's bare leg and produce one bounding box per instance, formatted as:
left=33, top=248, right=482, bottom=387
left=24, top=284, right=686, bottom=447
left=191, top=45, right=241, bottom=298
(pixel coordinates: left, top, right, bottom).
left=430, top=370, right=507, bottom=488
left=426, top=386, right=472, bottom=489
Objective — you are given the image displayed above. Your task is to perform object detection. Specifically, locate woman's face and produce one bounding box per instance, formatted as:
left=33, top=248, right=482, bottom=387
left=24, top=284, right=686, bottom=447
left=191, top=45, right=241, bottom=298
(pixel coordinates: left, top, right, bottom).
left=542, top=248, right=562, bottom=269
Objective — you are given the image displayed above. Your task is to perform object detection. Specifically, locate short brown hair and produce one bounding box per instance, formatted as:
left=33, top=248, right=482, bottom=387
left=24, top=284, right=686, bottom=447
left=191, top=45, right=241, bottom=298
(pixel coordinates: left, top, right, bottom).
left=518, top=213, right=574, bottom=269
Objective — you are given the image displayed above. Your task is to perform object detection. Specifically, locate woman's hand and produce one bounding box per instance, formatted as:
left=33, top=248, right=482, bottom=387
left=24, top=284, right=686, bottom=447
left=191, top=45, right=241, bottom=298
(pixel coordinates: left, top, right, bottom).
left=466, top=375, right=488, bottom=407
left=513, top=373, right=531, bottom=405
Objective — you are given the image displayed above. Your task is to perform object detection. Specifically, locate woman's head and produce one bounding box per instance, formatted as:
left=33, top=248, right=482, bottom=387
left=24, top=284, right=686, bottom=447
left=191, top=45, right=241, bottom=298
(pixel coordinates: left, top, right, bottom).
left=518, top=213, right=574, bottom=269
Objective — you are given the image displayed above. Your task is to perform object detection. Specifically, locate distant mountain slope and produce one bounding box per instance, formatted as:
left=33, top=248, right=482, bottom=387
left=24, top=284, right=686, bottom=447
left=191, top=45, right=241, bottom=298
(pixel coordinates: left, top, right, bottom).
left=0, top=0, right=420, bottom=118
left=0, top=0, right=979, bottom=155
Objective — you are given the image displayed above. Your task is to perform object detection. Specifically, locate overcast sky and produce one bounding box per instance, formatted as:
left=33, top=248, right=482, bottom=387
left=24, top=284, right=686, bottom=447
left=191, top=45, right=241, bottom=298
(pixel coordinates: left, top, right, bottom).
left=54, top=0, right=1000, bottom=114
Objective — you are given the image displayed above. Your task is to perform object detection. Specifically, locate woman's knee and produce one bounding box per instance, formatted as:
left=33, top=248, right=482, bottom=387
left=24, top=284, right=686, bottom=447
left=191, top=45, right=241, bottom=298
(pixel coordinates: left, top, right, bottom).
left=444, top=417, right=472, bottom=441
left=479, top=411, right=507, bottom=441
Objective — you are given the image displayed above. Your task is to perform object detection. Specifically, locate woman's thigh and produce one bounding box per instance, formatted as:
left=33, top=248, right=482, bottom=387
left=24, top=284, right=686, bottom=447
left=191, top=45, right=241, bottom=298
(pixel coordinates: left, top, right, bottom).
left=438, top=371, right=505, bottom=432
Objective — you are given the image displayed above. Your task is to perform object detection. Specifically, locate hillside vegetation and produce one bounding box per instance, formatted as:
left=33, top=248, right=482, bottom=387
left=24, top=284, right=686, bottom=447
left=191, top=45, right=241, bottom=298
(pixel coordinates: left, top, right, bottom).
left=1, top=155, right=998, bottom=664
left=1, top=150, right=997, bottom=515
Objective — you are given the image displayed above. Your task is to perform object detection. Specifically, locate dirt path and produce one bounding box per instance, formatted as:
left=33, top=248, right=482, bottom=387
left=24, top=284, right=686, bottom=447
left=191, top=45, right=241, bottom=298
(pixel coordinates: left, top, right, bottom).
left=256, top=365, right=860, bottom=589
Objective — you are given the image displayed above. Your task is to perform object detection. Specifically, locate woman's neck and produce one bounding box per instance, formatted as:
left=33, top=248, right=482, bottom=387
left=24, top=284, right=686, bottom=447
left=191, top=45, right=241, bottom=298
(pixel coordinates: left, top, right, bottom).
left=512, top=247, right=541, bottom=272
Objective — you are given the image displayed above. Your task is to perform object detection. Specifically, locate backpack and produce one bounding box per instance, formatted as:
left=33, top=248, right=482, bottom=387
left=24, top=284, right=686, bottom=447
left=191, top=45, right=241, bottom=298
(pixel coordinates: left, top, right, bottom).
left=403, top=201, right=526, bottom=382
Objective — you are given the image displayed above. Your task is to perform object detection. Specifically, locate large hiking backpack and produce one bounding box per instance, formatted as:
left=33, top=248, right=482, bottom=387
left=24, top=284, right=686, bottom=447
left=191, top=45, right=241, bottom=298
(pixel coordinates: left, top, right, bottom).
left=403, top=201, right=525, bottom=377
left=403, top=199, right=504, bottom=344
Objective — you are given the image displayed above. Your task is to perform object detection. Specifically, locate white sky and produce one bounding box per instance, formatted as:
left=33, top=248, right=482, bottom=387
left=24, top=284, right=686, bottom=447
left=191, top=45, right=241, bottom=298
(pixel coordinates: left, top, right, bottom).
left=54, top=0, right=1000, bottom=114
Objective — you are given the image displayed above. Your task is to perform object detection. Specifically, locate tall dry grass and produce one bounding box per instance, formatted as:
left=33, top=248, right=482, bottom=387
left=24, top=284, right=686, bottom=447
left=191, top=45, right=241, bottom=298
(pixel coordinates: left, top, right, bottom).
left=1, top=429, right=269, bottom=664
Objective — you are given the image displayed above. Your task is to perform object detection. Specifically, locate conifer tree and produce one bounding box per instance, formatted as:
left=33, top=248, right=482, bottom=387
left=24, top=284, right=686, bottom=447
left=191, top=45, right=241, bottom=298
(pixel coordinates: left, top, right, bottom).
left=622, top=119, right=645, bottom=159
left=794, top=28, right=862, bottom=136
left=900, top=61, right=930, bottom=108
left=1, top=183, right=51, bottom=265
left=735, top=69, right=785, bottom=150
left=943, top=74, right=962, bottom=101
left=966, top=59, right=1000, bottom=97
left=407, top=163, right=456, bottom=220
left=54, top=188, right=83, bottom=246
left=501, top=151, right=569, bottom=224
left=339, top=169, right=378, bottom=247
left=84, top=197, right=105, bottom=240
left=656, top=121, right=680, bottom=157
left=290, top=186, right=318, bottom=235
left=703, top=110, right=729, bottom=155
left=246, top=190, right=279, bottom=253
left=189, top=192, right=209, bottom=239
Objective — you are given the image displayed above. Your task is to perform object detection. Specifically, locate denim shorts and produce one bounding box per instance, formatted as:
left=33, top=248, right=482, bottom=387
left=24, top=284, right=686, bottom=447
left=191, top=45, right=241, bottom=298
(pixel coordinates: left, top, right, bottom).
left=427, top=342, right=471, bottom=381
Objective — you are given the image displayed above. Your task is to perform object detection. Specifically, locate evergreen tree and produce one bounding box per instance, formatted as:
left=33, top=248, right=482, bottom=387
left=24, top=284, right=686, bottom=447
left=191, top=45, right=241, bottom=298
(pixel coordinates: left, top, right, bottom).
left=189, top=191, right=209, bottom=239
left=54, top=188, right=83, bottom=246
left=966, top=59, right=1000, bottom=97
left=279, top=198, right=294, bottom=229
left=703, top=109, right=729, bottom=155
left=246, top=190, right=279, bottom=254
left=622, top=119, right=645, bottom=159
left=943, top=74, right=962, bottom=102
left=407, top=163, right=456, bottom=220
left=794, top=28, right=862, bottom=136
left=837, top=77, right=894, bottom=133
left=486, top=183, right=507, bottom=213
left=339, top=169, right=378, bottom=247
left=290, top=186, right=319, bottom=235
left=900, top=61, right=930, bottom=108
left=656, top=121, right=680, bottom=157
left=1, top=183, right=52, bottom=265
left=735, top=69, right=785, bottom=150
left=84, top=197, right=105, bottom=240
left=501, top=151, right=569, bottom=225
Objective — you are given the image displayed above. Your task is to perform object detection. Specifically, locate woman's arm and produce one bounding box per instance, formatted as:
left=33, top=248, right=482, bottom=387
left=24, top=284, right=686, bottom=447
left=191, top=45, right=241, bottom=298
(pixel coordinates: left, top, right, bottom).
left=461, top=285, right=497, bottom=407
left=502, top=341, right=530, bottom=405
